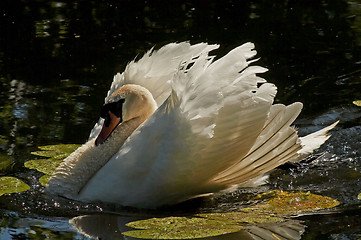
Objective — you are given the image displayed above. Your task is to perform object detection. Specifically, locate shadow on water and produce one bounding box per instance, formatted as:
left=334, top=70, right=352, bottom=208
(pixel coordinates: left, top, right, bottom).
left=1, top=0, right=361, bottom=239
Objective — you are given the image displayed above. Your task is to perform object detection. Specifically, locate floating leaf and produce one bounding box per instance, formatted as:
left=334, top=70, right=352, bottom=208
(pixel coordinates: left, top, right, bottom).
left=39, top=174, right=51, bottom=187
left=0, top=152, right=14, bottom=171
left=25, top=158, right=63, bottom=175
left=252, top=190, right=340, bottom=216
left=31, top=144, right=80, bottom=159
left=197, top=211, right=283, bottom=225
left=124, top=216, right=243, bottom=239
left=353, top=100, right=361, bottom=106
left=27, top=144, right=80, bottom=173
left=0, top=176, right=30, bottom=196
left=123, top=191, right=339, bottom=239
left=26, top=144, right=80, bottom=186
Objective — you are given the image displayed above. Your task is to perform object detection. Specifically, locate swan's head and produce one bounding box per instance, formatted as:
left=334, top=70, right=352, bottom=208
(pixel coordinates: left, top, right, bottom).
left=95, top=84, right=157, bottom=146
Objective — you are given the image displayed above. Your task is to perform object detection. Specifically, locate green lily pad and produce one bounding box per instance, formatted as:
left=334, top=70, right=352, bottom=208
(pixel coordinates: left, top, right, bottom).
left=24, top=158, right=64, bottom=175
left=197, top=211, right=283, bottom=225
left=25, top=144, right=80, bottom=186
left=123, top=190, right=339, bottom=239
left=39, top=174, right=51, bottom=187
left=0, top=176, right=30, bottom=196
left=31, top=144, right=80, bottom=159
left=251, top=190, right=340, bottom=216
left=124, top=216, right=243, bottom=239
left=0, top=152, right=14, bottom=171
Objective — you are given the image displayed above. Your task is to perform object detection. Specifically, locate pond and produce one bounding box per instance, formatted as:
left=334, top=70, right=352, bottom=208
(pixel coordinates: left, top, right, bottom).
left=1, top=1, right=361, bottom=239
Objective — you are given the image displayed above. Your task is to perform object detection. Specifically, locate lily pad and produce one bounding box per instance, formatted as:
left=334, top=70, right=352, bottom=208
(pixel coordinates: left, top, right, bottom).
left=251, top=190, right=340, bottom=216
left=353, top=100, right=361, bottom=106
left=24, top=158, right=64, bottom=175
left=197, top=211, right=283, bottom=225
left=39, top=174, right=51, bottom=187
left=31, top=144, right=80, bottom=159
left=124, top=216, right=243, bottom=239
left=0, top=176, right=30, bottom=196
left=0, top=152, right=14, bottom=171
left=25, top=144, right=80, bottom=186
left=123, top=190, right=339, bottom=239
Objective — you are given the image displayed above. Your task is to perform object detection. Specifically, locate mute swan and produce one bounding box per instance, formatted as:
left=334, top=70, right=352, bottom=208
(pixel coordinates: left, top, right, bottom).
left=46, top=42, right=337, bottom=208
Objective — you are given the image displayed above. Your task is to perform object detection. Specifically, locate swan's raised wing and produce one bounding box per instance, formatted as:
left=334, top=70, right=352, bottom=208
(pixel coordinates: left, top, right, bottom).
left=79, top=43, right=278, bottom=208
left=89, top=42, right=219, bottom=140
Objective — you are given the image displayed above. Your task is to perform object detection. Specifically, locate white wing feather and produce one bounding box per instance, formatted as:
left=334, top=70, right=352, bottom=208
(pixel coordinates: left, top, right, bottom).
left=212, top=103, right=303, bottom=186
left=295, top=120, right=339, bottom=161
left=88, top=42, right=219, bottom=140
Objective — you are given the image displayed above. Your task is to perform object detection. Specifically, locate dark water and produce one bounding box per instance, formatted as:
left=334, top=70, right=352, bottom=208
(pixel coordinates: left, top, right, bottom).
left=1, top=1, right=361, bottom=239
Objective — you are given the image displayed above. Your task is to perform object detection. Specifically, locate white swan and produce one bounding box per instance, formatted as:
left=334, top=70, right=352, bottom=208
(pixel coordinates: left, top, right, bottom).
left=46, top=42, right=338, bottom=208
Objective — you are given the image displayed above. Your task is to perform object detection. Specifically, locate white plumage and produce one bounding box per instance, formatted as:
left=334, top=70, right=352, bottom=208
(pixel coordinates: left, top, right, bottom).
left=46, top=42, right=337, bottom=208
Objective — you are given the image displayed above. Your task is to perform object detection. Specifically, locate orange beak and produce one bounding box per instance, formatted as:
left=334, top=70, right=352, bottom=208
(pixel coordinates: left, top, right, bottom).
left=95, top=111, right=121, bottom=146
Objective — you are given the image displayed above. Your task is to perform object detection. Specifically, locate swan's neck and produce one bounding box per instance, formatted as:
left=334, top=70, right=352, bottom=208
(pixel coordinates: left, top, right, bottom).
left=46, top=117, right=144, bottom=199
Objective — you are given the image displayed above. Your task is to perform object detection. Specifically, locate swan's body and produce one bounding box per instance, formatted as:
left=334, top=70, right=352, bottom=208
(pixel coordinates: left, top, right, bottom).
left=46, top=42, right=337, bottom=208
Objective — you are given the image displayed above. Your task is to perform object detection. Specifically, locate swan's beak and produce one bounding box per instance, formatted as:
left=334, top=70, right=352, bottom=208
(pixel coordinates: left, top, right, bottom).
left=95, top=111, right=121, bottom=146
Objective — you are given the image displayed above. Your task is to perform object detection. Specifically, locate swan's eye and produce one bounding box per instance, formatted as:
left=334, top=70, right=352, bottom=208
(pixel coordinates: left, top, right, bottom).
left=100, top=99, right=125, bottom=119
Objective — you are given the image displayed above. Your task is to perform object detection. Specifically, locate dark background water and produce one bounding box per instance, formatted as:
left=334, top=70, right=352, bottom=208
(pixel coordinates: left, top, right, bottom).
left=0, top=0, right=361, bottom=239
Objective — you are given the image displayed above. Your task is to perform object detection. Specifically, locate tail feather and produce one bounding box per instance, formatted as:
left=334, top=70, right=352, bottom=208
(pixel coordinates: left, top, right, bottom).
left=294, top=120, right=339, bottom=162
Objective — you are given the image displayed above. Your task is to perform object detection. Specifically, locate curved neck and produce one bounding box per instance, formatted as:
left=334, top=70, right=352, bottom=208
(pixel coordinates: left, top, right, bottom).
left=46, top=116, right=145, bottom=199
left=97, top=116, right=143, bottom=162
